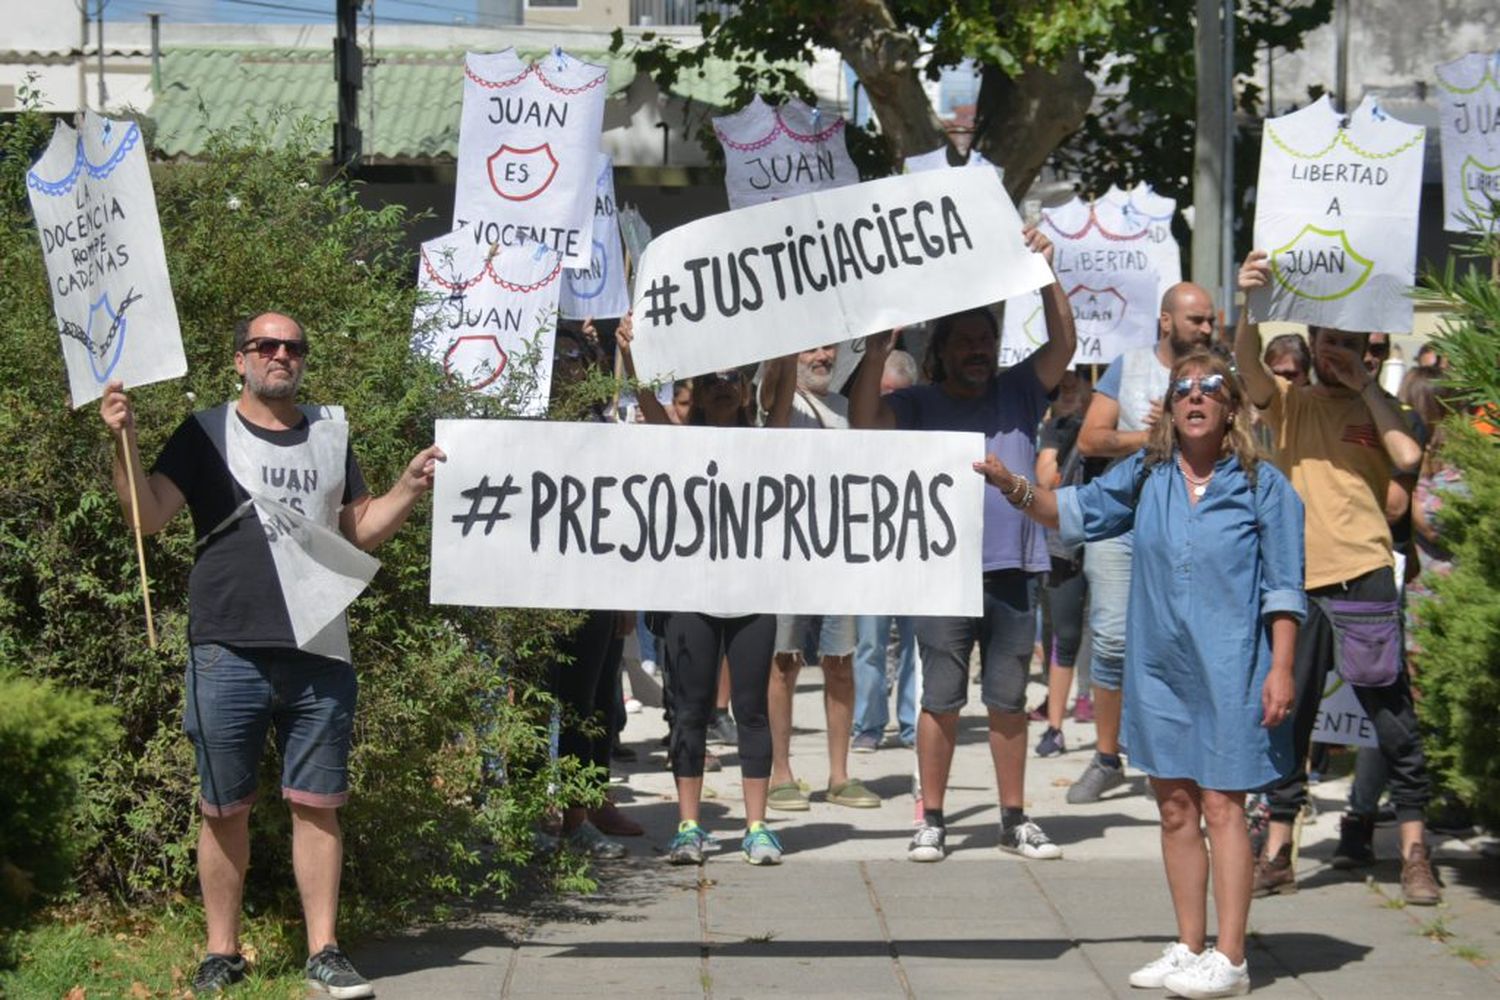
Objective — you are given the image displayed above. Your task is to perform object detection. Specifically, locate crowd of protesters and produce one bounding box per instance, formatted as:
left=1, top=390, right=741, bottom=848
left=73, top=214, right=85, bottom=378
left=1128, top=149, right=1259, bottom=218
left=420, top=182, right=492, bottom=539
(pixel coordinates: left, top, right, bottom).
left=104, top=230, right=1481, bottom=999
left=527, top=236, right=1481, bottom=999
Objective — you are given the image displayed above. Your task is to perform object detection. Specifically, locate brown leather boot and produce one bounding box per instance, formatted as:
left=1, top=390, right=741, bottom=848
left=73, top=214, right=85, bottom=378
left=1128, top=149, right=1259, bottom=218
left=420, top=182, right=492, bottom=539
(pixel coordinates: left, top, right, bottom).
left=1252, top=843, right=1297, bottom=897
left=1401, top=842, right=1442, bottom=906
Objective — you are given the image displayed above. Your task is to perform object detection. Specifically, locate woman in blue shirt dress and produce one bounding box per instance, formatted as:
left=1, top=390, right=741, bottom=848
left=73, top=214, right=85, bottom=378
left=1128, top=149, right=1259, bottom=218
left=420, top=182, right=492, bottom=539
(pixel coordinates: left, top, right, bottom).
left=976, top=349, right=1303, bottom=1000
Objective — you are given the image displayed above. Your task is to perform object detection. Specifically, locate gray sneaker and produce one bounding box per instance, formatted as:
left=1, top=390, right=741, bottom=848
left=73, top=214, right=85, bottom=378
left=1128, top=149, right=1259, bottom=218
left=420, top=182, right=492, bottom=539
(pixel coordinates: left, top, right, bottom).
left=1066, top=755, right=1126, bottom=804
left=305, top=946, right=373, bottom=999
left=566, top=820, right=627, bottom=859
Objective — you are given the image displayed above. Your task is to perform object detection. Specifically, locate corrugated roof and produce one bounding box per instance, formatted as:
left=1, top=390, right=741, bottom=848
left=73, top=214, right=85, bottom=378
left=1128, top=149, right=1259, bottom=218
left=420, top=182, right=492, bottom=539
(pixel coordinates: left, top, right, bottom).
left=149, top=47, right=771, bottom=160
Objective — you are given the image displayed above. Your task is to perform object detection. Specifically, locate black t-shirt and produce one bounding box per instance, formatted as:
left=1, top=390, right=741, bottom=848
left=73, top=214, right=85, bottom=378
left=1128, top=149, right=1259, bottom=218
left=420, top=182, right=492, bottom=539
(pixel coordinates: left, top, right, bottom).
left=152, top=411, right=368, bottom=648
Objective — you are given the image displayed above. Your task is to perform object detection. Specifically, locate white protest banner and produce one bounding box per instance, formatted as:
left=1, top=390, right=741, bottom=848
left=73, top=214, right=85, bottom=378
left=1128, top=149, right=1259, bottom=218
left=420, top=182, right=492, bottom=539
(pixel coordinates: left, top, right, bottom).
left=1311, top=673, right=1377, bottom=749
left=714, top=96, right=859, bottom=209
left=430, top=420, right=984, bottom=616
left=904, top=145, right=1005, bottom=186
left=560, top=152, right=629, bottom=320
left=1097, top=182, right=1182, bottom=294
left=454, top=48, right=607, bottom=267
left=999, top=197, right=1160, bottom=369
left=1436, top=52, right=1500, bottom=232
left=27, top=111, right=186, bottom=407
left=628, top=167, right=1054, bottom=385
left=1249, top=96, right=1425, bottom=332
left=410, top=231, right=563, bottom=416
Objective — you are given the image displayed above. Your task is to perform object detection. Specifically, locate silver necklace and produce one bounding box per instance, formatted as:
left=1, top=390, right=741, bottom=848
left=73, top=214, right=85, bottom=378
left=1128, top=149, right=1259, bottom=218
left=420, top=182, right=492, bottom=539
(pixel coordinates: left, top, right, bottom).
left=1178, top=455, right=1213, bottom=498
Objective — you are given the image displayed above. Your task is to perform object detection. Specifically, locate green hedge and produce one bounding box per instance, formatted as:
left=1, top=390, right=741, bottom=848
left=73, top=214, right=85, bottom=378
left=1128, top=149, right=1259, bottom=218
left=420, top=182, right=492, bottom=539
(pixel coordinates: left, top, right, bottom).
left=0, top=104, right=601, bottom=925
left=0, top=673, right=119, bottom=931
left=1413, top=227, right=1500, bottom=830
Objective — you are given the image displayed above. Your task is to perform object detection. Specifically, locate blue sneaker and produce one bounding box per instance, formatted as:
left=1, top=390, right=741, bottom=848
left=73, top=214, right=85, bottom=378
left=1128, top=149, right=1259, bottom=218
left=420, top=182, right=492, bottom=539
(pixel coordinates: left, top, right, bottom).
left=667, top=820, right=711, bottom=865
left=742, top=821, right=784, bottom=865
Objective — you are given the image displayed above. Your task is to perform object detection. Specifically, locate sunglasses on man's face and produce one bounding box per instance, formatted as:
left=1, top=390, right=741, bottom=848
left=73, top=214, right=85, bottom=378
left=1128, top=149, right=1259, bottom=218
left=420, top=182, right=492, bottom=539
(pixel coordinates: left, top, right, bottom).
left=241, top=337, right=308, bottom=359
left=1170, top=373, right=1227, bottom=399
left=1365, top=341, right=1391, bottom=359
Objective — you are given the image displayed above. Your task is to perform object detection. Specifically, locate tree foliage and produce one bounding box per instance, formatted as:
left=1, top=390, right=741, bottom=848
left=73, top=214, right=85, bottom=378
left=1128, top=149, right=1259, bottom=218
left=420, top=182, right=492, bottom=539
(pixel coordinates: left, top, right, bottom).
left=0, top=101, right=601, bottom=929
left=614, top=0, right=1332, bottom=209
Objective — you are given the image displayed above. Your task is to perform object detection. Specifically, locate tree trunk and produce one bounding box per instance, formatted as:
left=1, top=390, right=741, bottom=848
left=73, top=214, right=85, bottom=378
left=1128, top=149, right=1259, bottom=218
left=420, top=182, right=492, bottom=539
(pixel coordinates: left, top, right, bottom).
left=974, top=56, right=1096, bottom=202
left=822, top=0, right=947, bottom=162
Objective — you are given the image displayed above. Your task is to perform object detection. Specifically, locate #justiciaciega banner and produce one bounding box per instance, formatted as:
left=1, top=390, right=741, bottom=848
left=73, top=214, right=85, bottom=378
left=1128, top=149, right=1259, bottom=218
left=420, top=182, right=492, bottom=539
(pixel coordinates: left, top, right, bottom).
left=627, top=167, right=1054, bottom=384
left=429, top=420, right=985, bottom=617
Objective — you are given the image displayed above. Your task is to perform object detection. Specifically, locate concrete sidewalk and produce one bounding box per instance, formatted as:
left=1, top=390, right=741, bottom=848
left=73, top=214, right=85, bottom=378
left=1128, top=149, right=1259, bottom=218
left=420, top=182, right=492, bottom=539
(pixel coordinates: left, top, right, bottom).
left=364, top=663, right=1500, bottom=998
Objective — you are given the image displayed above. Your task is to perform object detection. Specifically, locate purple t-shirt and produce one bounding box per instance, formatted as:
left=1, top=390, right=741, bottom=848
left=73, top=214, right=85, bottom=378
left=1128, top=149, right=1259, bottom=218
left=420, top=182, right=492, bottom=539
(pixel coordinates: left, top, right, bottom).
left=885, top=359, right=1050, bottom=573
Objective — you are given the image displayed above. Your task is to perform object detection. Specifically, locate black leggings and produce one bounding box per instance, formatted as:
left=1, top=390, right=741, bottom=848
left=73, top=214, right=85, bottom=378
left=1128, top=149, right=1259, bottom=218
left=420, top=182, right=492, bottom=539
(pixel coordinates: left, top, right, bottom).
left=550, top=609, right=617, bottom=778
left=663, top=612, right=774, bottom=779
left=1045, top=556, right=1088, bottom=669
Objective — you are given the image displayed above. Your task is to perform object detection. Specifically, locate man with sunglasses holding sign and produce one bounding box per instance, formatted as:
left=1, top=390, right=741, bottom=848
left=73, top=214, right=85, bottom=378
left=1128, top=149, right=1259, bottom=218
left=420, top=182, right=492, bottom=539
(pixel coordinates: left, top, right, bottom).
left=99, top=312, right=444, bottom=997
left=1233, top=252, right=1441, bottom=908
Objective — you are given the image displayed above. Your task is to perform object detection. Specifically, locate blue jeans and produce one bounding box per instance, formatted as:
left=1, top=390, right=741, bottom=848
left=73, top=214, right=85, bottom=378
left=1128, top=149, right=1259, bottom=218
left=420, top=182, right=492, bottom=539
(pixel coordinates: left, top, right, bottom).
left=853, top=615, right=917, bottom=743
left=184, top=642, right=357, bottom=816
left=1083, top=533, right=1132, bottom=691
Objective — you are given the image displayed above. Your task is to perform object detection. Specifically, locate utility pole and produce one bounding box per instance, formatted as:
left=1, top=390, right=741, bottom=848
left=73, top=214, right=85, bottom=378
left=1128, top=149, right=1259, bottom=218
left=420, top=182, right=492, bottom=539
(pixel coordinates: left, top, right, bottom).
left=334, top=0, right=364, bottom=168
left=1192, top=0, right=1234, bottom=317
left=78, top=3, right=88, bottom=110
left=148, top=12, right=162, bottom=95
left=95, top=0, right=108, bottom=109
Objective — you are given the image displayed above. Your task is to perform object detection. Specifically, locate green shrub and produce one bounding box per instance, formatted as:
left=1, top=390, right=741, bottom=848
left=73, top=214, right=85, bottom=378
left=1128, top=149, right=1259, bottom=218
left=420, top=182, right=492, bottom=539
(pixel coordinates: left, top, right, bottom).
left=0, top=672, right=119, bottom=931
left=0, top=102, right=603, bottom=929
left=1412, top=224, right=1500, bottom=830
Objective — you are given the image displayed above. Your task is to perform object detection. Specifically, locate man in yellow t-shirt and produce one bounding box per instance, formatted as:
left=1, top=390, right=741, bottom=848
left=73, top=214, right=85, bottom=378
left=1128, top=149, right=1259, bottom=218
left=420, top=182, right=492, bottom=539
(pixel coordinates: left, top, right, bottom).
left=1234, top=251, right=1441, bottom=907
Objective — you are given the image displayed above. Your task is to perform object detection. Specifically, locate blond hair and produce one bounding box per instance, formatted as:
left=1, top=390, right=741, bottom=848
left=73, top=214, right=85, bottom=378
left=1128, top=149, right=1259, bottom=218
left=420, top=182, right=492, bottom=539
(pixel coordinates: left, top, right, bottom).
left=1144, top=349, right=1264, bottom=486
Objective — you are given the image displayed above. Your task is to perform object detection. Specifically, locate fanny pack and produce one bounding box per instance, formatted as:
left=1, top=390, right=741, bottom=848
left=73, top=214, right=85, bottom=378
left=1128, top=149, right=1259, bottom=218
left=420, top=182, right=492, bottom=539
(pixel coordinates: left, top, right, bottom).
left=1315, top=597, right=1403, bottom=688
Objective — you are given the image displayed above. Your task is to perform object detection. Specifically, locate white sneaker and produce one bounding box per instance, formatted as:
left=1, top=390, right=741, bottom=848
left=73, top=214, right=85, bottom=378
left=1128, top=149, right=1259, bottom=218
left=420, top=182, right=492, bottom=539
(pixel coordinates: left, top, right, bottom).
left=907, top=822, right=946, bottom=862
left=1128, top=941, right=1201, bottom=989
left=999, top=819, right=1063, bottom=860
left=624, top=696, right=643, bottom=714
left=641, top=658, right=658, bottom=676
left=1163, top=948, right=1250, bottom=999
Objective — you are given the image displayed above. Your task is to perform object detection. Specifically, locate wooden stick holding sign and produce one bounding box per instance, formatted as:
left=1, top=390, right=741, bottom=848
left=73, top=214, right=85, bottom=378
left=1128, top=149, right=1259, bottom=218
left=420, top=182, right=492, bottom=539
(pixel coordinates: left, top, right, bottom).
left=115, top=429, right=157, bottom=649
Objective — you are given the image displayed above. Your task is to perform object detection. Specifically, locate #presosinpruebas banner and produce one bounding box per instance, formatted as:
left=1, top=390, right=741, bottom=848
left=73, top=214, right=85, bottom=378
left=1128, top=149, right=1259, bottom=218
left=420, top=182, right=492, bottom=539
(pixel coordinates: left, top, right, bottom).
left=429, top=420, right=985, bottom=617
left=1249, top=95, right=1425, bottom=332
left=627, top=167, right=1054, bottom=385
left=27, top=111, right=186, bottom=407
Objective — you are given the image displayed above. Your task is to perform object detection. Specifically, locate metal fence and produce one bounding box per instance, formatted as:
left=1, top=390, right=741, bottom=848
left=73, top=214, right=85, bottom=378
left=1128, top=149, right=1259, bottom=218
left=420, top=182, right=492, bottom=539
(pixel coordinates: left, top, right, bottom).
left=630, top=1, right=737, bottom=27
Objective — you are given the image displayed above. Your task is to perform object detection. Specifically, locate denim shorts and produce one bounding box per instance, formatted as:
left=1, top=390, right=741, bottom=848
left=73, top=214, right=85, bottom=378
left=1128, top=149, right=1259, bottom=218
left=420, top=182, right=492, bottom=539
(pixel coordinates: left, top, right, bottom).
left=183, top=642, right=357, bottom=816
left=774, top=614, right=857, bottom=660
left=917, top=570, right=1039, bottom=713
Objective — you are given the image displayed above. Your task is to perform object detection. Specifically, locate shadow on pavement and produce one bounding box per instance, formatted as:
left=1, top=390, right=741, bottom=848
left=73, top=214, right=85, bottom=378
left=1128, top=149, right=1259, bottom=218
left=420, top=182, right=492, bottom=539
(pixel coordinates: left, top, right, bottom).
left=1249, top=930, right=1375, bottom=982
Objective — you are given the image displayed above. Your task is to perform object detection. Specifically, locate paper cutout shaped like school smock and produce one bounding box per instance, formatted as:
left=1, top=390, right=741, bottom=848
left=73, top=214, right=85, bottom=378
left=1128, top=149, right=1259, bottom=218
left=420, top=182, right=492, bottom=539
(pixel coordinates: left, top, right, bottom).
left=1097, top=182, right=1182, bottom=296
left=903, top=145, right=1005, bottom=187
left=453, top=48, right=607, bottom=268
left=194, top=403, right=378, bottom=664
left=999, top=196, right=1162, bottom=369
left=411, top=233, right=564, bottom=417
left=26, top=111, right=186, bottom=408
left=559, top=152, right=629, bottom=320
left=713, top=96, right=859, bottom=209
left=1435, top=52, right=1500, bottom=232
left=1249, top=95, right=1425, bottom=333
